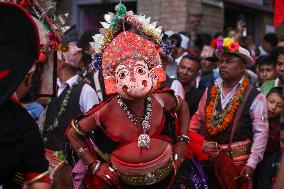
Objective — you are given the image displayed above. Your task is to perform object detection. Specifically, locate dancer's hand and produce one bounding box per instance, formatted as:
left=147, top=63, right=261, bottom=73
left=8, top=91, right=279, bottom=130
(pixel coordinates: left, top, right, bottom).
left=173, top=141, right=188, bottom=170
left=93, top=163, right=119, bottom=186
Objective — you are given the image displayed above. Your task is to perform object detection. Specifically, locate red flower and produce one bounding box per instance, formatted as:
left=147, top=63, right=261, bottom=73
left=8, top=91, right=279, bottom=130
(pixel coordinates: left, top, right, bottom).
left=211, top=39, right=218, bottom=48
left=50, top=40, right=59, bottom=48
left=48, top=32, right=55, bottom=40
left=38, top=52, right=47, bottom=63
left=228, top=42, right=240, bottom=53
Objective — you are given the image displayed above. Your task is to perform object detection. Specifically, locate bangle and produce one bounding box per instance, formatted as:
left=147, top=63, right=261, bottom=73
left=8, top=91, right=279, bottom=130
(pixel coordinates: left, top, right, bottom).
left=91, top=160, right=101, bottom=175
left=71, top=120, right=86, bottom=137
left=177, top=134, right=190, bottom=144
left=76, top=147, right=89, bottom=158
left=173, top=95, right=180, bottom=112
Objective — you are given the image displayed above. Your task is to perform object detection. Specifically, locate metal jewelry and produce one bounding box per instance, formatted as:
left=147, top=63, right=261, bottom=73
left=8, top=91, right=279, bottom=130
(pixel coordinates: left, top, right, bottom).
left=108, top=167, right=115, bottom=172
left=76, top=147, right=88, bottom=157
left=91, top=160, right=101, bottom=175
left=174, top=153, right=178, bottom=161
left=117, top=95, right=152, bottom=149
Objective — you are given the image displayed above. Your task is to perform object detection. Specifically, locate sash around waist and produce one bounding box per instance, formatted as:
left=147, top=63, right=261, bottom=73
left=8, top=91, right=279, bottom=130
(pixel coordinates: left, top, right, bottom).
left=111, top=143, right=173, bottom=175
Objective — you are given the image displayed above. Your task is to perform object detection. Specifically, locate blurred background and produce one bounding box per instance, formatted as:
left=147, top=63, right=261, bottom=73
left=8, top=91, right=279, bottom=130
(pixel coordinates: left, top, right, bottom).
left=53, top=0, right=284, bottom=49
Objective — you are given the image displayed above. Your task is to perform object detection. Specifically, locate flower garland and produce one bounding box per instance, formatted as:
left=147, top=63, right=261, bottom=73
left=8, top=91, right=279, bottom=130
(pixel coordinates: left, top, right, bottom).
left=205, top=79, right=249, bottom=136
left=212, top=37, right=240, bottom=54
left=43, top=76, right=82, bottom=141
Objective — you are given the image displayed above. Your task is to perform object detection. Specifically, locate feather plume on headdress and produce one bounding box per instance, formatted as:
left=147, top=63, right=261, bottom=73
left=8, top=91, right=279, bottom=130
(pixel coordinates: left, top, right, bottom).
left=88, top=3, right=172, bottom=73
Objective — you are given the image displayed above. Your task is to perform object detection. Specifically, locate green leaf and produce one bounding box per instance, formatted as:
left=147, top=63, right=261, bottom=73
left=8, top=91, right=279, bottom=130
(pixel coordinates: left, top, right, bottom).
left=53, top=151, right=66, bottom=161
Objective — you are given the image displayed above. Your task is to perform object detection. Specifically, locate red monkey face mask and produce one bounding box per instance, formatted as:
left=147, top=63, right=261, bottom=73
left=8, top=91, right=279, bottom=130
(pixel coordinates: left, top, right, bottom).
left=115, top=60, right=158, bottom=100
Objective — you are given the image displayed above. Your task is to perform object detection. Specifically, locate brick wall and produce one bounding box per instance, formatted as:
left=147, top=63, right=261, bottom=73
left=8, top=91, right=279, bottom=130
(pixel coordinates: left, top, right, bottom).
left=137, top=0, right=161, bottom=24
left=160, top=0, right=189, bottom=32
left=137, top=0, right=190, bottom=32
left=199, top=2, right=224, bottom=36
left=137, top=0, right=223, bottom=49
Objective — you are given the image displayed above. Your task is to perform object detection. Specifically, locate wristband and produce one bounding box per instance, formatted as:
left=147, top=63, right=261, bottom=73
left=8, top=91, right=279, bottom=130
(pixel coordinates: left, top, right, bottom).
left=91, top=160, right=101, bottom=175
left=177, top=134, right=190, bottom=144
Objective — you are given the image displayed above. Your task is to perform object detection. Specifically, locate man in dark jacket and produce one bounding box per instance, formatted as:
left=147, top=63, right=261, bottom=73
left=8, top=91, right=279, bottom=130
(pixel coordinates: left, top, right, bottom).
left=0, top=3, right=51, bottom=188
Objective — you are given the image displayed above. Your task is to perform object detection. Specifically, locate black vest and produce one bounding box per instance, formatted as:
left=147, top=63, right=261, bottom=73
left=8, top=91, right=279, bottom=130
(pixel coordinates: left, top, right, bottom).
left=200, top=85, right=260, bottom=144
left=43, top=81, right=84, bottom=151
left=160, top=76, right=174, bottom=89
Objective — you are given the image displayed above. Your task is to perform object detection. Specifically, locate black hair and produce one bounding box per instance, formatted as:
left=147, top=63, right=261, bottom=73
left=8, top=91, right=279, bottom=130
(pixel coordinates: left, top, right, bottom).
left=179, top=31, right=191, bottom=38
left=181, top=54, right=201, bottom=70
left=213, top=32, right=224, bottom=39
left=277, top=47, right=284, bottom=57
left=246, top=32, right=254, bottom=37
left=270, top=47, right=284, bottom=61
left=169, top=34, right=182, bottom=48
left=256, top=55, right=276, bottom=67
left=194, top=33, right=212, bottom=51
left=77, top=28, right=99, bottom=50
left=263, top=33, right=279, bottom=47
left=267, top=87, right=284, bottom=99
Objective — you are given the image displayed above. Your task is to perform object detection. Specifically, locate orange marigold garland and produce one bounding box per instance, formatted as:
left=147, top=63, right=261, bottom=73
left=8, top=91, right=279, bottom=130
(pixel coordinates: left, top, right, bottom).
left=205, top=79, right=249, bottom=136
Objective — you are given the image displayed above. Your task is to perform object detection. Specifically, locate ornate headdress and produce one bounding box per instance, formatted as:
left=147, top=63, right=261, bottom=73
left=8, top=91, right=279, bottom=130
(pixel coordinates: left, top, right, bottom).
left=89, top=3, right=171, bottom=95
left=103, top=31, right=165, bottom=94
left=212, top=37, right=254, bottom=66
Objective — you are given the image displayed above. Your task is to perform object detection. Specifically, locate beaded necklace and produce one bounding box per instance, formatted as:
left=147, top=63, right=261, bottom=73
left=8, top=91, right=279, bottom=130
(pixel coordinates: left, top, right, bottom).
left=117, top=95, right=152, bottom=149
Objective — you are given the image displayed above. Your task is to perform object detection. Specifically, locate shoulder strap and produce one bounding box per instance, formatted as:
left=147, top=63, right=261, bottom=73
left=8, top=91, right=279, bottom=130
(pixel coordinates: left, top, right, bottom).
left=227, top=85, right=253, bottom=151
left=93, top=71, right=103, bottom=102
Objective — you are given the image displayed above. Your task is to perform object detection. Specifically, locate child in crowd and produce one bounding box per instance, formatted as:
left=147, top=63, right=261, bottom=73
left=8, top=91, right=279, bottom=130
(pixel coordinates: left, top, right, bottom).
left=257, top=56, right=277, bottom=87
left=253, top=87, right=284, bottom=189
left=265, top=87, right=284, bottom=155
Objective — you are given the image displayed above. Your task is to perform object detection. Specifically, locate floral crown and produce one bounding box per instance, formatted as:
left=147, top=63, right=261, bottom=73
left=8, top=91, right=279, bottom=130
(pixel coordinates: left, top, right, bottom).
left=89, top=3, right=172, bottom=72
left=211, top=37, right=240, bottom=54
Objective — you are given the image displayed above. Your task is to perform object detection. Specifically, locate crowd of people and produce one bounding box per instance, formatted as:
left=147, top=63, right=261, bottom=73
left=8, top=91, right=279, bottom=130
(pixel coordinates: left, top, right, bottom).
left=1, top=1, right=284, bottom=189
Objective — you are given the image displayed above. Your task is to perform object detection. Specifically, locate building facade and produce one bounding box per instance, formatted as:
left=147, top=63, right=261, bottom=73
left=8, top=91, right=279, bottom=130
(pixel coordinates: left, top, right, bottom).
left=55, top=0, right=283, bottom=47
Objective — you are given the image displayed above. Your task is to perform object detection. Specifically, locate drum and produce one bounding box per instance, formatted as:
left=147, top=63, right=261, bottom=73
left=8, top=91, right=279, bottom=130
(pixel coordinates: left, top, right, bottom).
left=45, top=149, right=73, bottom=189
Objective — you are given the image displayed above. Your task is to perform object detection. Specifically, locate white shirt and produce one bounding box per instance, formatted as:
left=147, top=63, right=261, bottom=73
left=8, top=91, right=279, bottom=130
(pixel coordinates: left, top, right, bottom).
left=190, top=77, right=269, bottom=169
left=275, top=78, right=280, bottom=87
left=175, top=52, right=188, bottom=65
left=170, top=80, right=185, bottom=99
left=57, top=74, right=99, bottom=113
left=166, top=52, right=188, bottom=79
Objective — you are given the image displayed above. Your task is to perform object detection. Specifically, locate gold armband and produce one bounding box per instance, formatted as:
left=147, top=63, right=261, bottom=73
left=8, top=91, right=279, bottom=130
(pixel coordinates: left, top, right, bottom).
left=173, top=94, right=181, bottom=112
left=71, top=119, right=86, bottom=137
left=25, top=170, right=50, bottom=186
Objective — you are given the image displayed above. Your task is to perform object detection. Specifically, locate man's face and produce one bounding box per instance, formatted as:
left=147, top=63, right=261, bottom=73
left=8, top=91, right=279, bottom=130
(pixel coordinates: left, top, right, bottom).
left=258, top=64, right=276, bottom=85
left=169, top=37, right=178, bottom=58
left=219, top=54, right=246, bottom=81
left=276, top=54, right=284, bottom=82
left=56, top=60, right=64, bottom=75
left=201, top=59, right=215, bottom=75
left=262, top=40, right=272, bottom=53
left=176, top=58, right=200, bottom=84
left=267, top=92, right=284, bottom=118
left=245, top=35, right=254, bottom=44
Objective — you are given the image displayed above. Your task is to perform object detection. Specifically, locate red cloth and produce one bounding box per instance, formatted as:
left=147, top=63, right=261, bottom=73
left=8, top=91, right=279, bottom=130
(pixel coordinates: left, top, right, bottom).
left=0, top=70, right=10, bottom=80
left=187, top=131, right=208, bottom=160
left=24, top=172, right=50, bottom=184
left=272, top=0, right=284, bottom=28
